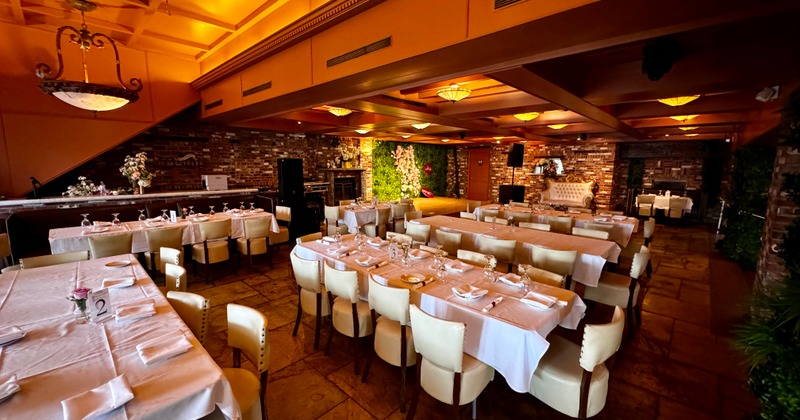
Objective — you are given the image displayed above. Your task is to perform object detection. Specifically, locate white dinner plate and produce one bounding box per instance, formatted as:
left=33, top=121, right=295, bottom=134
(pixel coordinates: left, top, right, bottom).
left=105, top=260, right=132, bottom=267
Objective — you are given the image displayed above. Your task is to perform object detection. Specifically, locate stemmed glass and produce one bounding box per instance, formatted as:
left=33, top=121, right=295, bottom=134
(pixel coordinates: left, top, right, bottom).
left=239, top=202, right=245, bottom=211
left=222, top=202, right=229, bottom=213
left=400, top=243, right=411, bottom=267
left=209, top=206, right=216, bottom=216
left=436, top=263, right=448, bottom=285
left=519, top=264, right=533, bottom=292
left=111, top=213, right=121, bottom=227
left=249, top=202, right=255, bottom=212
left=188, top=206, right=195, bottom=216
left=483, top=254, right=497, bottom=282
left=507, top=215, right=515, bottom=231
left=80, top=214, right=91, bottom=231
left=138, top=209, right=146, bottom=221
left=161, top=209, right=169, bottom=222
left=333, top=232, right=343, bottom=248
left=355, top=228, right=366, bottom=251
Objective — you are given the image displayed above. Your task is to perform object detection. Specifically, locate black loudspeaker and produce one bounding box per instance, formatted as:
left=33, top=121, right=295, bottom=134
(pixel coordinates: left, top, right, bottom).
left=278, top=158, right=304, bottom=200
left=507, top=144, right=524, bottom=167
left=499, top=185, right=525, bottom=204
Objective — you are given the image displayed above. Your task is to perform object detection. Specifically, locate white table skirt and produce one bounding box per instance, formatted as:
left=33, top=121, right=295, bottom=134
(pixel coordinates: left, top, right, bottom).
left=292, top=240, right=585, bottom=393
left=636, top=195, right=693, bottom=211
left=49, top=212, right=279, bottom=254
left=0, top=255, right=240, bottom=419
left=341, top=204, right=392, bottom=233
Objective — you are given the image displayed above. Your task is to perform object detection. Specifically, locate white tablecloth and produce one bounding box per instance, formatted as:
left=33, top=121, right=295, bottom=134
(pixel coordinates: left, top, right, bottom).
left=340, top=204, right=392, bottom=234
left=49, top=212, right=279, bottom=254
left=292, top=240, right=585, bottom=393
left=0, top=255, right=239, bottom=419
left=420, top=215, right=620, bottom=287
left=636, top=194, right=693, bottom=211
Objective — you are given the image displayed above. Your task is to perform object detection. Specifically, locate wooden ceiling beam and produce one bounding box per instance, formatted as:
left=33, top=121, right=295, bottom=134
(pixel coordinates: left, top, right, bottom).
left=9, top=0, right=25, bottom=25
left=155, top=4, right=236, bottom=31
left=126, top=0, right=163, bottom=47
left=141, top=30, right=209, bottom=51
left=23, top=5, right=134, bottom=34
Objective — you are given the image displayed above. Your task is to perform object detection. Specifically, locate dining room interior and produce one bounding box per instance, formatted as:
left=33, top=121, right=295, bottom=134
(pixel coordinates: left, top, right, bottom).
left=1, top=0, right=799, bottom=419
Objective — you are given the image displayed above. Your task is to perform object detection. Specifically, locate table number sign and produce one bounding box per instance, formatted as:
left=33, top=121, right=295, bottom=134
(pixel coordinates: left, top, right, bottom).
left=88, top=289, right=113, bottom=323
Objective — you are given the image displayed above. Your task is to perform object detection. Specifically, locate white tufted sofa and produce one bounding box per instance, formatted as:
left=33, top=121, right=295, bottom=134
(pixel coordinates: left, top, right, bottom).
left=539, top=179, right=594, bottom=208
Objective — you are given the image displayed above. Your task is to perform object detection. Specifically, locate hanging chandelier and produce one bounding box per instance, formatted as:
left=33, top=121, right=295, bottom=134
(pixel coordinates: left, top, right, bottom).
left=355, top=129, right=370, bottom=134
left=35, top=0, right=142, bottom=112
left=657, top=95, right=700, bottom=107
left=436, top=84, right=471, bottom=102
left=669, top=114, right=699, bottom=122
left=547, top=124, right=568, bottom=130
left=678, top=126, right=699, bottom=131
left=412, top=122, right=431, bottom=130
left=513, top=112, right=540, bottom=121
left=328, top=107, right=353, bottom=117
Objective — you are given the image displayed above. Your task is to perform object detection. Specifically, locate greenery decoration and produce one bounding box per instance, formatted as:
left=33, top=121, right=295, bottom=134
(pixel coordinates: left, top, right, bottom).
left=372, top=141, right=448, bottom=200
left=391, top=145, right=421, bottom=198
left=63, top=176, right=97, bottom=197
left=717, top=143, right=775, bottom=271
left=736, top=89, right=800, bottom=419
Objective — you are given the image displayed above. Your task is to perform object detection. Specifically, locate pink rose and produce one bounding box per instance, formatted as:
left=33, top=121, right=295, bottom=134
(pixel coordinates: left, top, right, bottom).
left=131, top=172, right=140, bottom=180
left=72, top=287, right=91, bottom=300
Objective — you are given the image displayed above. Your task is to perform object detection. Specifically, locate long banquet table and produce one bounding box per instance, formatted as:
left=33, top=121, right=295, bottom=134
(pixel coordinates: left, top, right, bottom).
left=49, top=211, right=279, bottom=255
left=292, top=238, right=586, bottom=393
left=0, top=254, right=239, bottom=419
left=417, top=215, right=620, bottom=287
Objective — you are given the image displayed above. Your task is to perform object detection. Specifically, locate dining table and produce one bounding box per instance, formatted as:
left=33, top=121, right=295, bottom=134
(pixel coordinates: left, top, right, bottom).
left=635, top=194, right=693, bottom=212
left=48, top=210, right=279, bottom=255
left=0, top=254, right=239, bottom=419
left=340, top=203, right=394, bottom=234
left=292, top=237, right=586, bottom=393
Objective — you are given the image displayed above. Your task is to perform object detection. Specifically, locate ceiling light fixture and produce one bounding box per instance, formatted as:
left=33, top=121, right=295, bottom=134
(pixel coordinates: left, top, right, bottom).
left=328, top=107, right=353, bottom=117
left=35, top=0, right=142, bottom=112
left=441, top=139, right=450, bottom=142
left=436, top=84, right=471, bottom=102
left=412, top=123, right=431, bottom=130
left=355, top=129, right=370, bottom=134
left=401, top=135, right=411, bottom=139
left=493, top=136, right=504, bottom=140
left=670, top=114, right=699, bottom=122
left=657, top=95, right=700, bottom=107
left=513, top=112, right=540, bottom=121
left=679, top=126, right=699, bottom=131
left=547, top=124, right=568, bottom=130
left=685, top=133, right=699, bottom=137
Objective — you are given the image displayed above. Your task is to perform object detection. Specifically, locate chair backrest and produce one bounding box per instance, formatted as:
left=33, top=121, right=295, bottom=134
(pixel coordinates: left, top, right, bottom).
left=324, top=205, right=342, bottom=222
left=519, top=222, right=551, bottom=231
left=405, top=211, right=422, bottom=224
left=466, top=200, right=482, bottom=212
left=637, top=195, right=655, bottom=205
left=198, top=219, right=231, bottom=241
left=547, top=215, right=573, bottom=234
left=275, top=205, right=292, bottom=222
left=290, top=253, right=322, bottom=293
left=368, top=276, right=410, bottom=325
left=164, top=262, right=187, bottom=292
left=340, top=199, right=355, bottom=206
left=0, top=233, right=10, bottom=258
left=243, top=218, right=272, bottom=239
left=459, top=212, right=477, bottom=220
left=435, top=230, right=462, bottom=256
left=507, top=211, right=531, bottom=224
left=483, top=216, right=509, bottom=225
left=630, top=245, right=650, bottom=279
left=20, top=250, right=90, bottom=269
left=572, top=227, right=610, bottom=240
left=227, top=303, right=270, bottom=374
left=579, top=306, right=625, bottom=372
left=387, top=232, right=413, bottom=244
left=457, top=249, right=489, bottom=267
left=160, top=246, right=183, bottom=271
left=400, top=198, right=415, bottom=204
left=88, top=233, right=133, bottom=259
left=1, top=264, right=21, bottom=273
left=478, top=236, right=516, bottom=263
left=323, top=263, right=359, bottom=303
left=567, top=207, right=592, bottom=214
left=643, top=217, right=656, bottom=240
left=376, top=207, right=392, bottom=224
left=480, top=209, right=498, bottom=222
left=145, top=227, right=182, bottom=253
left=519, top=265, right=566, bottom=288
left=531, top=246, right=578, bottom=276
left=406, top=223, right=431, bottom=243
left=391, top=203, right=410, bottom=220
left=419, top=244, right=446, bottom=256
left=296, top=232, right=323, bottom=244
left=582, top=222, right=614, bottom=233
left=409, top=304, right=464, bottom=372
left=167, top=291, right=209, bottom=344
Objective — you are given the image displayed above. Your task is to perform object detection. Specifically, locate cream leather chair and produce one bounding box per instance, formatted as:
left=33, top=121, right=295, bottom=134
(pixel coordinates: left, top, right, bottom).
left=339, top=199, right=355, bottom=205
left=529, top=306, right=625, bottom=418
left=323, top=264, right=373, bottom=375
left=572, top=227, right=610, bottom=240
left=290, top=253, right=330, bottom=349
left=391, top=203, right=411, bottom=232
left=619, top=218, right=655, bottom=272
left=324, top=205, right=348, bottom=236
left=636, top=195, right=655, bottom=217
left=236, top=218, right=272, bottom=267
left=583, top=222, right=614, bottom=234
left=159, top=246, right=183, bottom=274
left=407, top=304, right=494, bottom=420
left=387, top=232, right=413, bottom=245
left=483, top=216, right=509, bottom=226
left=457, top=249, right=490, bottom=267
left=1, top=265, right=21, bottom=273
left=166, top=290, right=208, bottom=344
left=222, top=303, right=270, bottom=420
left=0, top=233, right=11, bottom=268
left=667, top=197, right=687, bottom=219
left=295, top=232, right=322, bottom=244
left=567, top=207, right=592, bottom=214
left=519, top=222, right=551, bottom=231
left=144, top=227, right=182, bottom=272
left=583, top=246, right=650, bottom=335
left=478, top=236, right=516, bottom=273
left=519, top=265, right=566, bottom=288
left=20, top=250, right=89, bottom=269
left=404, top=211, right=422, bottom=230
left=547, top=215, right=573, bottom=234
left=88, top=232, right=133, bottom=259
left=531, top=246, right=578, bottom=289
left=192, top=219, right=232, bottom=283
left=267, top=206, right=291, bottom=267
left=160, top=262, right=187, bottom=293
left=507, top=211, right=532, bottom=225
left=361, top=277, right=416, bottom=411
left=466, top=200, right=482, bottom=212
left=419, top=245, right=446, bottom=256
left=435, top=230, right=462, bottom=256
left=459, top=211, right=477, bottom=220
left=364, top=207, right=391, bottom=238
left=406, top=222, right=431, bottom=246
left=479, top=208, right=498, bottom=222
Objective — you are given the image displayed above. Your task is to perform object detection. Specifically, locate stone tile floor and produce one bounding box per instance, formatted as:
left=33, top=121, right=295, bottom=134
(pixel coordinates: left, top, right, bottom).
left=181, top=223, right=760, bottom=419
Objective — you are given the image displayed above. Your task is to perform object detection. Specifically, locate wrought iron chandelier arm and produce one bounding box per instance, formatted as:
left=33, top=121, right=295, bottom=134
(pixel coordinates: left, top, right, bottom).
left=35, top=26, right=83, bottom=81
left=90, top=33, right=143, bottom=92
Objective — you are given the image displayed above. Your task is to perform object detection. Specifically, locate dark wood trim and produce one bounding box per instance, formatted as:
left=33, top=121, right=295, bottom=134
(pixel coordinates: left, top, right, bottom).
left=579, top=369, right=593, bottom=419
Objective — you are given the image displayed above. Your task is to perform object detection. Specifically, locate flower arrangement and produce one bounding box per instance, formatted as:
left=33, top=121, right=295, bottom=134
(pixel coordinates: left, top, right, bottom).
left=391, top=145, right=421, bottom=199
left=68, top=287, right=92, bottom=323
left=63, top=176, right=98, bottom=197
left=485, top=254, right=497, bottom=270
left=119, top=152, right=156, bottom=189
left=536, top=158, right=559, bottom=178
left=337, top=143, right=360, bottom=162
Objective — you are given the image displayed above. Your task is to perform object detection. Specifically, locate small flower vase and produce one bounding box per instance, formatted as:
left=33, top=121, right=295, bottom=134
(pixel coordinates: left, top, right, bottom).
left=139, top=185, right=145, bottom=195
left=343, top=161, right=352, bottom=169
left=74, top=300, right=89, bottom=324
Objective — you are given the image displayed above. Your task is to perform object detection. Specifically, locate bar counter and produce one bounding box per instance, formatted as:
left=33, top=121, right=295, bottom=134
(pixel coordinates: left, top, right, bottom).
left=0, top=188, right=260, bottom=210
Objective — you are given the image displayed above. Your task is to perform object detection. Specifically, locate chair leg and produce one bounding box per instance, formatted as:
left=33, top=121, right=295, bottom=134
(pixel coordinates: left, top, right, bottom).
left=324, top=292, right=335, bottom=355
left=292, top=287, right=302, bottom=338
left=352, top=302, right=360, bottom=375
left=361, top=310, right=378, bottom=384
left=399, top=325, right=408, bottom=413
left=406, top=354, right=422, bottom=420
left=260, top=371, right=268, bottom=420
left=472, top=399, right=477, bottom=420
left=452, top=372, right=462, bottom=418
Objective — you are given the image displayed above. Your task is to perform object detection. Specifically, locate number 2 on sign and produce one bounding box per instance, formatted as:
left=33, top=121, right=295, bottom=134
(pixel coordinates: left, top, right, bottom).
left=89, top=289, right=113, bottom=323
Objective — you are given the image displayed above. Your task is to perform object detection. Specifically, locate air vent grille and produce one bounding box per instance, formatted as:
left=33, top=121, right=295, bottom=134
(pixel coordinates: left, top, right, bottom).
left=204, top=100, right=223, bottom=110
left=242, top=81, right=272, bottom=97
left=494, top=0, right=527, bottom=10
left=327, top=37, right=392, bottom=67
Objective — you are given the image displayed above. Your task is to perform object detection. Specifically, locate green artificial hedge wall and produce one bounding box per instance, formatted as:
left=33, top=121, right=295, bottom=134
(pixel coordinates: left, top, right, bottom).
left=372, top=141, right=448, bottom=200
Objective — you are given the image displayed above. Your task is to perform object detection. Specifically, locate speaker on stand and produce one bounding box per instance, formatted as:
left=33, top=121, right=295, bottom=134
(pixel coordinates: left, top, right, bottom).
left=500, top=144, right=525, bottom=204
left=277, top=158, right=317, bottom=238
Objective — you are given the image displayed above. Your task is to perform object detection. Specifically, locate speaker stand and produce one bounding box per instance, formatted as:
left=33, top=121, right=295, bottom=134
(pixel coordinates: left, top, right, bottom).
left=511, top=167, right=516, bottom=185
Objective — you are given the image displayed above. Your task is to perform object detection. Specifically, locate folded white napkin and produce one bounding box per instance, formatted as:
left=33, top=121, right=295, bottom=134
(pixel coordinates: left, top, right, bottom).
left=136, top=331, right=193, bottom=366
left=451, top=284, right=488, bottom=299
left=355, top=255, right=380, bottom=266
left=593, top=217, right=609, bottom=222
left=93, top=221, right=113, bottom=227
left=445, top=260, right=473, bottom=273
left=0, top=375, right=20, bottom=402
left=520, top=291, right=562, bottom=309
left=408, top=249, right=431, bottom=259
left=251, top=208, right=265, bottom=213
left=598, top=213, right=612, bottom=217
left=322, top=236, right=337, bottom=243
left=61, top=374, right=133, bottom=420
left=0, top=326, right=25, bottom=346
left=566, top=210, right=581, bottom=214
left=612, top=215, right=627, bottom=221
left=116, top=299, right=156, bottom=323
left=146, top=217, right=163, bottom=223
left=367, top=239, right=387, bottom=247
left=326, top=247, right=354, bottom=256
left=498, top=273, right=522, bottom=287
left=102, top=277, right=135, bottom=289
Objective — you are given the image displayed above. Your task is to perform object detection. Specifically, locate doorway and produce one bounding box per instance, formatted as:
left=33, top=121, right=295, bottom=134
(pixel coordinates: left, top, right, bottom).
left=467, top=148, right=491, bottom=201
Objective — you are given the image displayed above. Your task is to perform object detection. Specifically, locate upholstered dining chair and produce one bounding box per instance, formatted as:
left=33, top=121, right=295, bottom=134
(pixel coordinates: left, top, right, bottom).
left=479, top=208, right=498, bottom=223
left=483, top=216, right=509, bottom=226
left=583, top=246, right=650, bottom=335
left=364, top=207, right=391, bottom=238
left=1, top=265, right=21, bottom=273
left=572, top=227, right=611, bottom=241
left=296, top=232, right=323, bottom=244
left=582, top=222, right=615, bottom=234
left=387, top=232, right=413, bottom=245
left=531, top=246, right=578, bottom=289
left=166, top=290, right=208, bottom=345
left=636, top=195, right=655, bottom=217
left=457, top=249, right=490, bottom=267
left=547, top=216, right=573, bottom=234
left=519, top=265, right=566, bottom=288
left=160, top=262, right=187, bottom=294
left=289, top=252, right=330, bottom=349
left=361, top=277, right=416, bottom=411
left=339, top=199, right=355, bottom=205
left=519, top=222, right=551, bottom=231
left=529, top=306, right=625, bottom=419
left=459, top=211, right=477, bottom=220
left=667, top=197, right=687, bottom=220
left=20, top=250, right=89, bottom=269
left=435, top=230, right=463, bottom=256
left=324, top=205, right=348, bottom=236
left=478, top=236, right=516, bottom=272
left=88, top=232, right=133, bottom=259
left=222, top=303, right=270, bottom=420
left=324, top=263, right=373, bottom=375
left=507, top=211, right=532, bottom=225
left=159, top=246, right=183, bottom=274
left=405, top=222, right=431, bottom=246
left=619, top=217, right=655, bottom=275
left=144, top=227, right=182, bottom=272
left=0, top=233, right=11, bottom=268
left=407, top=304, right=494, bottom=420
left=267, top=206, right=291, bottom=268
left=419, top=245, right=447, bottom=256
left=391, top=203, right=411, bottom=232
left=236, top=217, right=272, bottom=267
left=466, top=200, right=482, bottom=213
left=404, top=211, right=422, bottom=230
left=192, top=219, right=232, bottom=283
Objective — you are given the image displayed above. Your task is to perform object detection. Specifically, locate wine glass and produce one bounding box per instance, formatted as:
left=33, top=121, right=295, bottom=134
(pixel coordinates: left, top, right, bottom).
left=249, top=202, right=255, bottom=212
left=209, top=206, right=216, bottom=216
left=333, top=232, right=343, bottom=248
left=436, top=264, right=447, bottom=284
left=519, top=264, right=533, bottom=292
left=188, top=206, right=195, bottom=216
left=137, top=209, right=146, bottom=221
left=80, top=214, right=91, bottom=231
left=507, top=215, right=515, bottom=230
left=239, top=202, right=245, bottom=211
left=111, top=213, right=121, bottom=227
left=161, top=209, right=169, bottom=222
left=222, top=202, right=229, bottom=212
